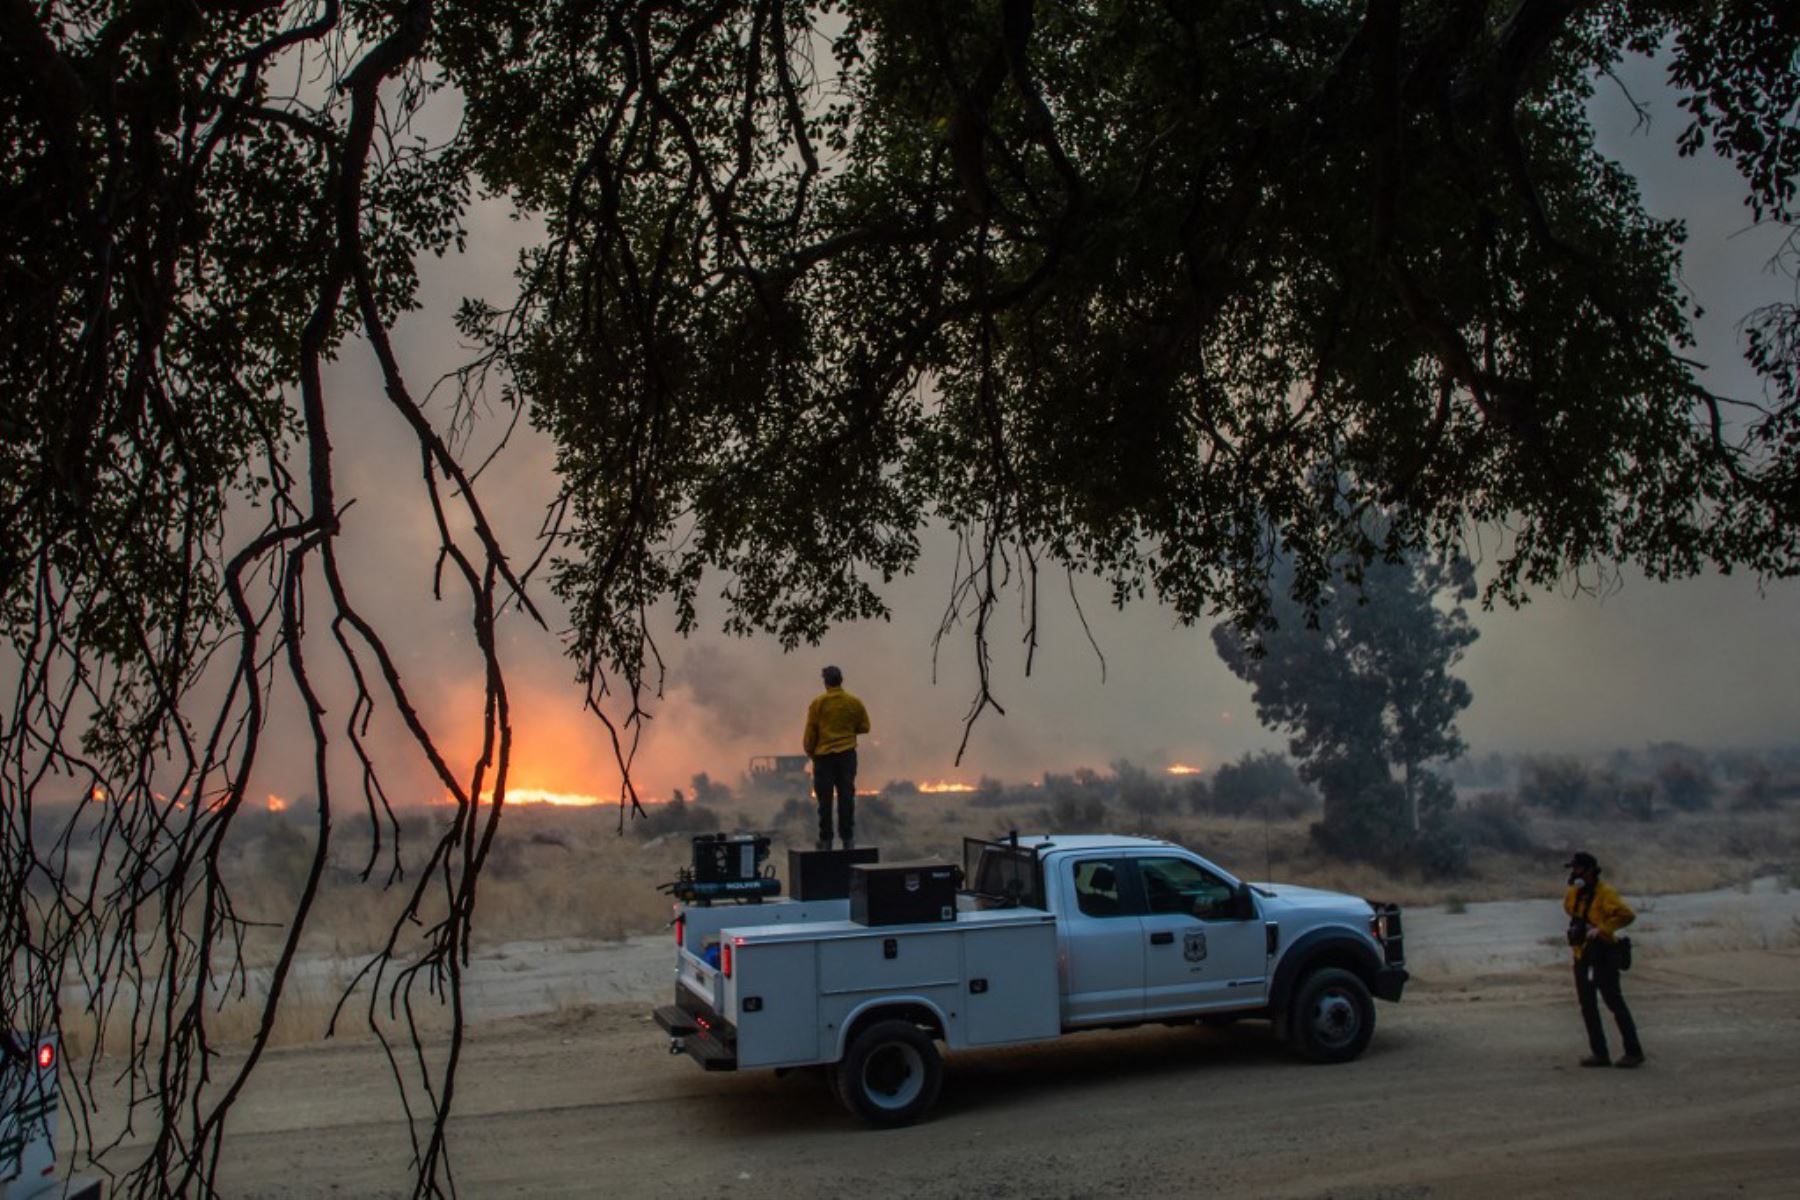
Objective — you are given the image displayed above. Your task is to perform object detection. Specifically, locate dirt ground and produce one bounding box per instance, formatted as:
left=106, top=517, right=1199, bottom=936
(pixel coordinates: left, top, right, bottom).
left=83, top=888, right=1800, bottom=1200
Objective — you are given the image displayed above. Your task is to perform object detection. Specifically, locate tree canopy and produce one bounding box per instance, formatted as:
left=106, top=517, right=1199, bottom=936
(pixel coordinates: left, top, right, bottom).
left=3, top=1, right=1797, bottom=1193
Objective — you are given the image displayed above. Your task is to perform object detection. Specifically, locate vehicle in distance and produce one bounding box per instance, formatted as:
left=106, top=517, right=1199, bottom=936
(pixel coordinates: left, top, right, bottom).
left=656, top=834, right=1406, bottom=1125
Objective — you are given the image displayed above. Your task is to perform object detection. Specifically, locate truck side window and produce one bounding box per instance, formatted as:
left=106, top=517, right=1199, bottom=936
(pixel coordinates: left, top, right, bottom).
left=1072, top=859, right=1129, bottom=918
left=1139, top=856, right=1236, bottom=919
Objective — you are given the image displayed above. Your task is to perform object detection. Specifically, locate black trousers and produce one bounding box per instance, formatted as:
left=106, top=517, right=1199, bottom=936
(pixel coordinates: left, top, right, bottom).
left=812, top=749, right=857, bottom=846
left=1574, top=940, right=1642, bottom=1059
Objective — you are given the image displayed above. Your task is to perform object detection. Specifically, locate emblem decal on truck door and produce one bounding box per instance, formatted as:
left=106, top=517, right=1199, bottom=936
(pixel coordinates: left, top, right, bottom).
left=1184, top=929, right=1208, bottom=962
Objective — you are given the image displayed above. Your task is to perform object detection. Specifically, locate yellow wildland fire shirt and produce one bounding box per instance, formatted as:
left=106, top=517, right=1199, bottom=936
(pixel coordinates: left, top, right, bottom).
left=1564, top=881, right=1635, bottom=960
left=803, top=687, right=870, bottom=757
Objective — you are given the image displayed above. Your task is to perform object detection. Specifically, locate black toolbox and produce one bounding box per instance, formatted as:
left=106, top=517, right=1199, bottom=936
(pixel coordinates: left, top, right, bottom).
left=787, top=846, right=880, bottom=901
left=849, top=861, right=960, bottom=926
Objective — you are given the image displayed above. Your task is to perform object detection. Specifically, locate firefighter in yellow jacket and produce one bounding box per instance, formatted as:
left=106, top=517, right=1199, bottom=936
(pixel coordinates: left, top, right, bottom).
left=1564, top=851, right=1645, bottom=1068
left=803, top=665, right=871, bottom=849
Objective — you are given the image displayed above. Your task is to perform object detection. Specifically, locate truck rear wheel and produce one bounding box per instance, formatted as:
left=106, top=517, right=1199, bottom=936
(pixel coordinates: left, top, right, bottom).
left=831, top=1019, right=943, bottom=1127
left=1288, top=967, right=1375, bottom=1063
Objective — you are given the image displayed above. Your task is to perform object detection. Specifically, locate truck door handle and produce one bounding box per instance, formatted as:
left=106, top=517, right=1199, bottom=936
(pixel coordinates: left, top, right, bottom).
left=1149, top=931, right=1174, bottom=945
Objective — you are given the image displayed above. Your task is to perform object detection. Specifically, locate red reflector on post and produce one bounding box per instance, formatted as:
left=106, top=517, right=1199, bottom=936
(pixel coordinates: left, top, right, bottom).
left=36, top=1043, right=55, bottom=1070
left=721, top=941, right=733, bottom=978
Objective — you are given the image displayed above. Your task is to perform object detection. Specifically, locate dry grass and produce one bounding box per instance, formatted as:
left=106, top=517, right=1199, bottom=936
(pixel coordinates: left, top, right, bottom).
left=56, top=963, right=452, bottom=1060
left=44, top=784, right=1798, bottom=1051
left=226, top=789, right=1800, bottom=956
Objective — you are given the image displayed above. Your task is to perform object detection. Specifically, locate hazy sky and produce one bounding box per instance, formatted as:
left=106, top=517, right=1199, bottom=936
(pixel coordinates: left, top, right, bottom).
left=288, top=48, right=1799, bottom=805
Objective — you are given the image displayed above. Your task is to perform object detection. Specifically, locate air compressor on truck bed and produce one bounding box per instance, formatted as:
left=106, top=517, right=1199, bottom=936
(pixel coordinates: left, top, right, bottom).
left=655, top=833, right=1406, bottom=1125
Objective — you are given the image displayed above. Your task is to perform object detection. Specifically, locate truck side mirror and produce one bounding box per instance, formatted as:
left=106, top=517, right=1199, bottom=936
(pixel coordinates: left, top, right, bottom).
left=1232, top=882, right=1256, bottom=920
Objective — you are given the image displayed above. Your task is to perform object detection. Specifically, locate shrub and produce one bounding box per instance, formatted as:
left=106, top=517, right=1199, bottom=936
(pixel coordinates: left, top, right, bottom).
left=1203, top=751, right=1316, bottom=818
left=1614, top=779, right=1655, bottom=821
left=971, top=776, right=1008, bottom=807
left=1036, top=791, right=1101, bottom=831
left=689, top=772, right=734, bottom=807
left=1656, top=760, right=1717, bottom=812
left=1517, top=756, right=1603, bottom=815
left=854, top=793, right=907, bottom=840
left=1112, top=760, right=1173, bottom=816
left=632, top=791, right=721, bottom=840
left=1734, top=766, right=1778, bottom=812
left=1455, top=793, right=1537, bottom=855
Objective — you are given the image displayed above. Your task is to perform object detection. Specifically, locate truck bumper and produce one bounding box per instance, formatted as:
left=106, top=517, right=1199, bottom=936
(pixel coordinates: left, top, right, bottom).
left=1372, top=966, right=1409, bottom=1002
left=654, top=1003, right=738, bottom=1072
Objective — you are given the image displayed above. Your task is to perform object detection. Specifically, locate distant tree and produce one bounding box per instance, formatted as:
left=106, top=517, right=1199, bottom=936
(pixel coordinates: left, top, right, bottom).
left=1656, top=760, right=1718, bottom=812
left=1212, top=541, right=1477, bottom=871
left=1204, top=752, right=1317, bottom=819
left=1111, top=760, right=1173, bottom=817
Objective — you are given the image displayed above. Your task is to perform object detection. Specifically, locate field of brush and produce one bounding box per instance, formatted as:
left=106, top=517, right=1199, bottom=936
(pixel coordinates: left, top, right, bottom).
left=27, top=747, right=1800, bottom=1056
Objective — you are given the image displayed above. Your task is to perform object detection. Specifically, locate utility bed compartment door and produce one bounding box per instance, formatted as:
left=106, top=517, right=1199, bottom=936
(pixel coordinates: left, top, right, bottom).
left=818, top=931, right=961, bottom=996
left=733, top=940, right=819, bottom=1069
left=962, top=922, right=1060, bottom=1046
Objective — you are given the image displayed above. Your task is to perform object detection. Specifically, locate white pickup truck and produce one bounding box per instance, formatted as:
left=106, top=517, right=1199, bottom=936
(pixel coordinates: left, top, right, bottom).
left=655, top=834, right=1407, bottom=1125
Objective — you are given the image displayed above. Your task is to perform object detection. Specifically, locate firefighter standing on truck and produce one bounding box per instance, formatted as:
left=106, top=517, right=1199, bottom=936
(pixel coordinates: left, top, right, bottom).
left=1564, top=850, right=1645, bottom=1069
left=803, top=665, right=870, bottom=850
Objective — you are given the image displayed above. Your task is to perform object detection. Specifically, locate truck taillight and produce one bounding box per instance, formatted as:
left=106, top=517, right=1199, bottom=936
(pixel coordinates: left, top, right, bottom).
left=721, top=940, right=733, bottom=978
left=674, top=915, right=685, bottom=947
left=37, top=1042, right=54, bottom=1070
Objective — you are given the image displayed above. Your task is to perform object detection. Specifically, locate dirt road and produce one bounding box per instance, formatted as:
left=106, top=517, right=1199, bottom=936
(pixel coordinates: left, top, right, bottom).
left=149, top=940, right=1794, bottom=1199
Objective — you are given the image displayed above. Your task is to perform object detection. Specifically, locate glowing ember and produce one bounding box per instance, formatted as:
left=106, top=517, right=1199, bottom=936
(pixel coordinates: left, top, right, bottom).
left=1166, top=763, right=1204, bottom=776
left=265, top=793, right=289, bottom=813
left=918, top=780, right=977, bottom=794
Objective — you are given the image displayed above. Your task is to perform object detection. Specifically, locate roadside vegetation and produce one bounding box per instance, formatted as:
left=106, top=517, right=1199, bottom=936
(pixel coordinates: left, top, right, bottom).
left=37, top=747, right=1800, bottom=985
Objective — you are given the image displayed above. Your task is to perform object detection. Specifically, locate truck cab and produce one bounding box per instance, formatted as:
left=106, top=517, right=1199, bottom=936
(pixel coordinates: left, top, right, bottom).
left=1006, top=836, right=1406, bottom=1030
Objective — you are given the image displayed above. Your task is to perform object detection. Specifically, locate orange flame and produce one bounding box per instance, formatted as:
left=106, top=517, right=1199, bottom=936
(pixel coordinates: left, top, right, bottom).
left=918, top=780, right=977, bottom=794
left=1166, top=763, right=1204, bottom=776
left=500, top=787, right=611, bottom=808
left=432, top=786, right=617, bottom=808
left=265, top=793, right=289, bottom=813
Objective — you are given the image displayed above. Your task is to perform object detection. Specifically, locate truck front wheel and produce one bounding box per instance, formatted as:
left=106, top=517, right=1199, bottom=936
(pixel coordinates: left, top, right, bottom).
left=1288, top=967, right=1375, bottom=1063
left=831, top=1020, right=943, bottom=1127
